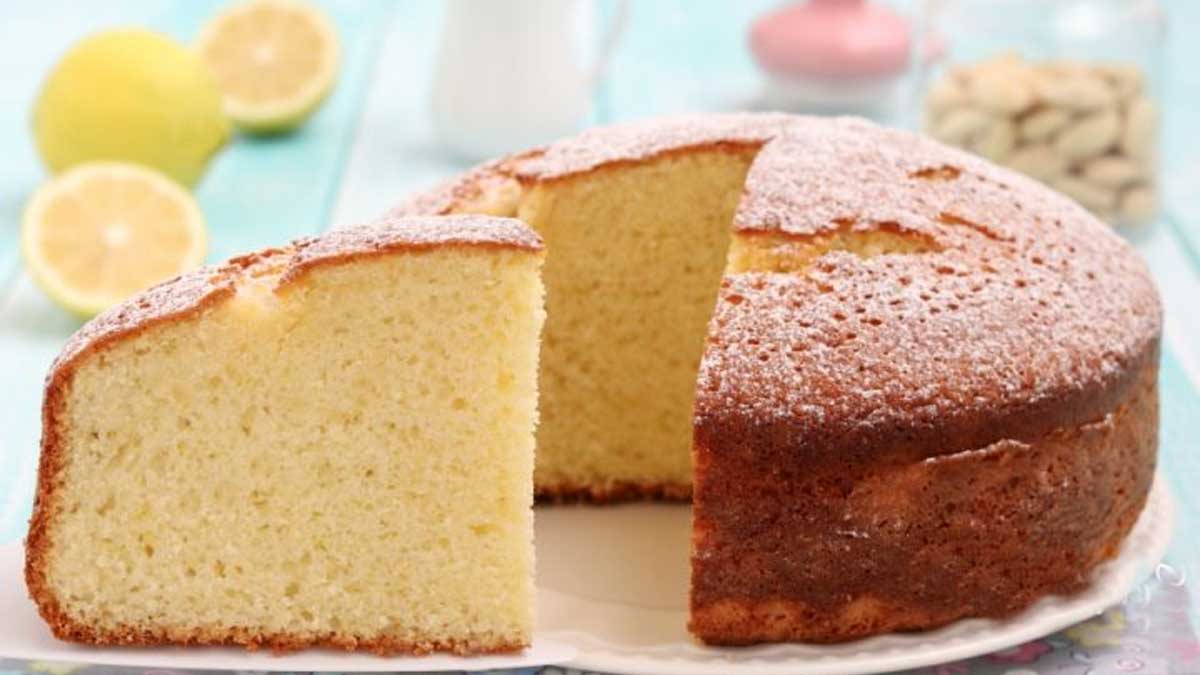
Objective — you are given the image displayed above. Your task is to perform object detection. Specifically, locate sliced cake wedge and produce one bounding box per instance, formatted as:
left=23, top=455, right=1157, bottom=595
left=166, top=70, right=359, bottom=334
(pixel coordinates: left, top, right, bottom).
left=26, top=215, right=545, bottom=654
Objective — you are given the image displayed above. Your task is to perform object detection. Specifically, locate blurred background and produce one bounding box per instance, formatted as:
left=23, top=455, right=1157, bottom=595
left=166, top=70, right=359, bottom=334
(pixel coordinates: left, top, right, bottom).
left=3, top=1, right=1197, bottom=258
left=1, top=1, right=1199, bottom=672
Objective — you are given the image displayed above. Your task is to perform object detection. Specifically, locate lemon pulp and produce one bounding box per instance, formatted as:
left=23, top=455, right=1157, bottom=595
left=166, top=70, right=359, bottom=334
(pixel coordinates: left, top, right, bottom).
left=22, top=162, right=208, bottom=318
left=196, top=0, right=340, bottom=134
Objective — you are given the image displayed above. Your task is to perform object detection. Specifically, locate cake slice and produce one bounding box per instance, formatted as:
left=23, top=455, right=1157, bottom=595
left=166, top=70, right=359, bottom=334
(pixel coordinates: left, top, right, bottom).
left=25, top=215, right=545, bottom=654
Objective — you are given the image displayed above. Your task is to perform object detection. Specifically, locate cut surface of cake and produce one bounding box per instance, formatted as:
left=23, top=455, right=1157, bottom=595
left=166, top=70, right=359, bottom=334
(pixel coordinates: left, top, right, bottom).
left=25, top=215, right=545, bottom=654
left=395, top=114, right=1161, bottom=643
left=394, top=115, right=793, bottom=500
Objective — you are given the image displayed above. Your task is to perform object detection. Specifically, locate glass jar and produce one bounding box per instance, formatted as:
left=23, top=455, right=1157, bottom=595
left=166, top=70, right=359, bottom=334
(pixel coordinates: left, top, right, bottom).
left=918, top=0, right=1165, bottom=228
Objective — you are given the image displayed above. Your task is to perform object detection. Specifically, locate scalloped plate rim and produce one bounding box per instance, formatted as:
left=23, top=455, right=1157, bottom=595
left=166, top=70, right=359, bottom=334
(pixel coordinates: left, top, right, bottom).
left=538, top=472, right=1174, bottom=675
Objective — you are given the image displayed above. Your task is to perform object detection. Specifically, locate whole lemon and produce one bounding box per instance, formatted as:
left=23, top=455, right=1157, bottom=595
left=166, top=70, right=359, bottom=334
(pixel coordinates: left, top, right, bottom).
left=33, top=29, right=231, bottom=187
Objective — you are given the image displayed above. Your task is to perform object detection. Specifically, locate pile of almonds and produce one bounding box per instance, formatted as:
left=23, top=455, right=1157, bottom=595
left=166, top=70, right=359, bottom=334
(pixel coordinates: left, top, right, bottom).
left=925, top=53, right=1159, bottom=227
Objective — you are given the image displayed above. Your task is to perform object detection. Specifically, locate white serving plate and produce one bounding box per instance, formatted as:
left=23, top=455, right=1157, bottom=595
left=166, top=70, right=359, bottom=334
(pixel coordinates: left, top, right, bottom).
left=0, top=473, right=1171, bottom=675
left=535, top=472, right=1174, bottom=675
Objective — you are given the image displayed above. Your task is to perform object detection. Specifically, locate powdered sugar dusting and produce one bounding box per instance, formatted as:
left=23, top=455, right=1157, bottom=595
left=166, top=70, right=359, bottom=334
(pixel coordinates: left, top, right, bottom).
left=385, top=168, right=491, bottom=218
left=62, top=114, right=1161, bottom=469
left=292, top=214, right=542, bottom=271
left=49, top=215, right=542, bottom=384
left=514, top=112, right=796, bottom=180
left=388, top=152, right=543, bottom=217
left=386, top=113, right=1162, bottom=460
left=388, top=114, right=793, bottom=215
left=698, top=119, right=1161, bottom=460
left=49, top=265, right=238, bottom=382
left=736, top=116, right=1094, bottom=246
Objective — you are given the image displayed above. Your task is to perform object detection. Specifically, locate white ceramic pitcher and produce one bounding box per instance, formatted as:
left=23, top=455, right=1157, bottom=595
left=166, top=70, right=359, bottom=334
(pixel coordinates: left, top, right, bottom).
left=431, top=0, right=627, bottom=160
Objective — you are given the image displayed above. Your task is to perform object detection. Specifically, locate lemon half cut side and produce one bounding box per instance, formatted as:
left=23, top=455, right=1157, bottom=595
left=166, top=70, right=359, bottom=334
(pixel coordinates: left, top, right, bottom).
left=196, top=0, right=341, bottom=134
left=22, top=162, right=208, bottom=318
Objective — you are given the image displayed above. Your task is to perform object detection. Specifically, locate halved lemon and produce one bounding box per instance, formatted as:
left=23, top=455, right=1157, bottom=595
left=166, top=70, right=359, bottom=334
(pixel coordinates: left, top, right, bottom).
left=21, top=162, right=208, bottom=318
left=195, top=0, right=340, bottom=134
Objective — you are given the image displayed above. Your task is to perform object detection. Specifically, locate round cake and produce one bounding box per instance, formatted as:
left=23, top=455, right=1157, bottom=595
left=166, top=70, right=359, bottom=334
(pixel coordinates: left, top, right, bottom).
left=395, top=114, right=1161, bottom=643
left=28, top=114, right=1160, bottom=649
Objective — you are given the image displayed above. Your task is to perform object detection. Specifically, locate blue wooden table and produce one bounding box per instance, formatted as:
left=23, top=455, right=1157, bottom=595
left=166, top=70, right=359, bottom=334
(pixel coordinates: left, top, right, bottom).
left=0, top=2, right=1198, bottom=674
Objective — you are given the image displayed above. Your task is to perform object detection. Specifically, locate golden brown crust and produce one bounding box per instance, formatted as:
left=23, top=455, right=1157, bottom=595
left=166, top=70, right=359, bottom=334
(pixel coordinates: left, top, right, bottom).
left=695, top=119, right=1161, bottom=471
left=32, top=614, right=526, bottom=655
left=516, top=140, right=768, bottom=188
left=36, top=215, right=542, bottom=401
left=690, top=355, right=1158, bottom=644
left=388, top=150, right=546, bottom=217
left=510, top=113, right=792, bottom=181
left=535, top=480, right=692, bottom=504
left=385, top=114, right=789, bottom=216
left=279, top=214, right=543, bottom=286
left=26, top=214, right=541, bottom=654
left=697, top=266, right=1158, bottom=470
left=26, top=266, right=239, bottom=649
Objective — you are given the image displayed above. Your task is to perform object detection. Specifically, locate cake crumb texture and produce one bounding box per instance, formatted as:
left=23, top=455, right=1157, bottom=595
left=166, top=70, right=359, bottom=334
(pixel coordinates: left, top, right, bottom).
left=27, top=215, right=545, bottom=654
